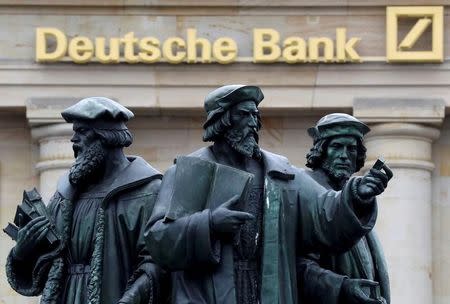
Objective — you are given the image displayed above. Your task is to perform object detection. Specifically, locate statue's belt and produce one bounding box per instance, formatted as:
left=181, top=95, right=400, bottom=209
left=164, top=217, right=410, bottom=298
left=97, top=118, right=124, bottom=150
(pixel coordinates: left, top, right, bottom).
left=68, top=264, right=91, bottom=275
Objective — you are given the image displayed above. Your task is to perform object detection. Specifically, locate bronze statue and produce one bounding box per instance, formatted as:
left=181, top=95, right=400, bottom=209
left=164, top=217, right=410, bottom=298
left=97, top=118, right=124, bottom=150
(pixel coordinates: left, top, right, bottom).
left=297, top=113, right=390, bottom=304
left=144, top=85, right=393, bottom=304
left=6, top=97, right=166, bottom=304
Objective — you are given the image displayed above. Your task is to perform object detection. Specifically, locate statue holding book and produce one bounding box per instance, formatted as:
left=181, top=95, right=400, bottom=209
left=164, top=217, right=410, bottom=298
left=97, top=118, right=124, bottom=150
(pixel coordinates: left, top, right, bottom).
left=5, top=97, right=166, bottom=304
left=145, top=85, right=393, bottom=304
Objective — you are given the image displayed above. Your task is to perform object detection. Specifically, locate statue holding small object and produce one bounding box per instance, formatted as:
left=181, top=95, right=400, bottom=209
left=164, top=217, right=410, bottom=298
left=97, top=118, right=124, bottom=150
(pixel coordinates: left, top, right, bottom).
left=5, top=97, right=166, bottom=304
left=297, top=113, right=390, bottom=304
left=144, top=85, right=393, bottom=304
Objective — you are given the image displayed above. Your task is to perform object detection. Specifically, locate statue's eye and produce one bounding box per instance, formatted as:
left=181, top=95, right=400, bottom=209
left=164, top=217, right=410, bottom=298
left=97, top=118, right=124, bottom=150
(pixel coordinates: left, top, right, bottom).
left=77, top=128, right=88, bottom=135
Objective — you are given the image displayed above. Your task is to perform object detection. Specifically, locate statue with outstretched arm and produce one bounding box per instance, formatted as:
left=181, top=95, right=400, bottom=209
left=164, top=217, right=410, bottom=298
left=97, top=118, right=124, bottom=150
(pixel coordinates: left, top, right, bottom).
left=297, top=113, right=390, bottom=304
left=144, top=85, right=393, bottom=304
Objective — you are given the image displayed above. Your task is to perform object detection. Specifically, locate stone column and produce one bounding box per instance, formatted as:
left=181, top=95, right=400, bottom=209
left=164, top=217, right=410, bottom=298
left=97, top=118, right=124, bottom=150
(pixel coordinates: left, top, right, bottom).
left=27, top=98, right=76, bottom=203
left=31, top=124, right=74, bottom=203
left=354, top=98, right=445, bottom=304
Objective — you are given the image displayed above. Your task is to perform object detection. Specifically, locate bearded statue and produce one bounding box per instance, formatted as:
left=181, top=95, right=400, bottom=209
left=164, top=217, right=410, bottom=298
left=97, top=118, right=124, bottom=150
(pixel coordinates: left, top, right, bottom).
left=298, top=113, right=390, bottom=304
left=145, top=86, right=392, bottom=304
left=6, top=97, right=167, bottom=304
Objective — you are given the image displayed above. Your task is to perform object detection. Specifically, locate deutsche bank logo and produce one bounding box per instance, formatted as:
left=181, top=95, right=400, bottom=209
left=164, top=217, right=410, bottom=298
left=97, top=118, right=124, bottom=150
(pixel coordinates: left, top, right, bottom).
left=386, top=6, right=444, bottom=63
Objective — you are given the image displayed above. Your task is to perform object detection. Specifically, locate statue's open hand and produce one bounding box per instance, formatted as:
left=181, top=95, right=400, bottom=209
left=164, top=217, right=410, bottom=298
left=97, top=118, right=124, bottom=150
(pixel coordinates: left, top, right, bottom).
left=12, top=215, right=50, bottom=260
left=357, top=165, right=393, bottom=201
left=341, top=278, right=385, bottom=304
left=211, top=195, right=254, bottom=236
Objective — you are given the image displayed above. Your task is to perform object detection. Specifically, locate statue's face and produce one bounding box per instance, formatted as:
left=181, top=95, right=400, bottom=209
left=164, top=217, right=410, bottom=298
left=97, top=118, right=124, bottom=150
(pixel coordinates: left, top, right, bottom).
left=69, top=121, right=107, bottom=187
left=224, top=100, right=261, bottom=158
left=229, top=100, right=259, bottom=132
left=322, top=136, right=358, bottom=181
left=71, top=121, right=97, bottom=158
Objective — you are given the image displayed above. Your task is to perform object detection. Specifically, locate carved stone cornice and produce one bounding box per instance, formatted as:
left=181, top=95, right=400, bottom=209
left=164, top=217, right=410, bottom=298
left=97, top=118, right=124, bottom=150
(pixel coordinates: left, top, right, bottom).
left=362, top=123, right=440, bottom=172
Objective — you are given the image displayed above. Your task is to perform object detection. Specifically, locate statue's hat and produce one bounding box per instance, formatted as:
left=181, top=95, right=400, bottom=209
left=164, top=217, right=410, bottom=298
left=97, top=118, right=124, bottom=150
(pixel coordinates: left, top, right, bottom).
left=203, top=85, right=264, bottom=128
left=61, top=97, right=134, bottom=130
left=307, top=113, right=370, bottom=143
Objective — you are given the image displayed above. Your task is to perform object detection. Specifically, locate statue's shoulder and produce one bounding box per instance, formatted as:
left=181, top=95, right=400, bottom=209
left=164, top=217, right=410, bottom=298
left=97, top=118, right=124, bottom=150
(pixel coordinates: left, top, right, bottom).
left=119, top=156, right=163, bottom=197
left=304, top=169, right=330, bottom=189
left=290, top=166, right=331, bottom=196
left=186, top=146, right=215, bottom=160
left=260, top=149, right=296, bottom=181
left=291, top=165, right=318, bottom=184
left=260, top=149, right=289, bottom=164
left=159, top=147, right=214, bottom=186
left=130, top=177, right=162, bottom=196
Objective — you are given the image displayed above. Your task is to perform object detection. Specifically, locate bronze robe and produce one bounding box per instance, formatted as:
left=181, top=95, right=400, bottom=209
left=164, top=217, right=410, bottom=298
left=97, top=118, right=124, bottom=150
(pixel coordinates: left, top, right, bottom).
left=297, top=169, right=390, bottom=304
left=145, top=147, right=378, bottom=304
left=6, top=156, right=165, bottom=304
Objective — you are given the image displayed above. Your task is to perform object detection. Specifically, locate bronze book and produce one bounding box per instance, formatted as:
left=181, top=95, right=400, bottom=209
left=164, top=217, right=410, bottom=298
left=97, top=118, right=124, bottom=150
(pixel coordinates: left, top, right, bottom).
left=164, top=156, right=254, bottom=221
left=3, top=188, right=60, bottom=245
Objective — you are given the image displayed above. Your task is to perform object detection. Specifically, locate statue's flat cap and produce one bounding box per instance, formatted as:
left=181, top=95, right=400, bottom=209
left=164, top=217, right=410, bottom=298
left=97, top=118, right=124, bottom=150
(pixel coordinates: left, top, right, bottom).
left=203, top=85, right=264, bottom=128
left=308, top=113, right=370, bottom=142
left=61, top=97, right=134, bottom=123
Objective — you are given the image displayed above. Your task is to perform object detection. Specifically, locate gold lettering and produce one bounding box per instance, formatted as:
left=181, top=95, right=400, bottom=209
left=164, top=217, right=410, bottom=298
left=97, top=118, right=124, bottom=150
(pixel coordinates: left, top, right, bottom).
left=308, top=37, right=334, bottom=63
left=95, top=37, right=120, bottom=63
left=253, top=28, right=281, bottom=63
left=68, top=36, right=93, bottom=64
left=35, top=27, right=67, bottom=62
left=139, top=37, right=161, bottom=63
left=121, top=32, right=139, bottom=63
left=336, top=28, right=361, bottom=63
left=282, top=37, right=306, bottom=63
left=212, top=38, right=237, bottom=64
left=187, top=29, right=212, bottom=63
left=162, top=38, right=186, bottom=63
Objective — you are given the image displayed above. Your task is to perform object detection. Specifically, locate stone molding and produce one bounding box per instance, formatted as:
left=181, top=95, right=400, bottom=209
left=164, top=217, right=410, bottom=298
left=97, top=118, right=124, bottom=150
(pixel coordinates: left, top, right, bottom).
left=30, top=123, right=74, bottom=174
left=366, top=122, right=441, bottom=142
left=363, top=123, right=441, bottom=173
left=354, top=98, right=445, bottom=126
left=31, top=123, right=73, bottom=141
left=27, top=97, right=82, bottom=126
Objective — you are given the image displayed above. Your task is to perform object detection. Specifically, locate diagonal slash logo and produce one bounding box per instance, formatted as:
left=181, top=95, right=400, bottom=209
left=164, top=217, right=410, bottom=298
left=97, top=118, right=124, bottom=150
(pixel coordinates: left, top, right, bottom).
left=386, top=6, right=444, bottom=63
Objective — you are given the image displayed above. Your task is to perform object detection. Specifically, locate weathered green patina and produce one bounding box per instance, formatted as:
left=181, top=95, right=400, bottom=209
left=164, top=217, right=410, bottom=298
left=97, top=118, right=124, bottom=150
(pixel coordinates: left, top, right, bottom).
left=144, top=86, right=392, bottom=304
left=5, top=97, right=167, bottom=304
left=298, top=113, right=390, bottom=304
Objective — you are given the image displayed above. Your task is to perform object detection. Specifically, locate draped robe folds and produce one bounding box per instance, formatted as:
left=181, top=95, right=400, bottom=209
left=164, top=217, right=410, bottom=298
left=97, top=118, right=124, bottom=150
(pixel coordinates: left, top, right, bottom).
left=297, top=169, right=390, bottom=304
left=144, top=147, right=378, bottom=304
left=6, top=156, right=166, bottom=304
left=63, top=192, right=102, bottom=304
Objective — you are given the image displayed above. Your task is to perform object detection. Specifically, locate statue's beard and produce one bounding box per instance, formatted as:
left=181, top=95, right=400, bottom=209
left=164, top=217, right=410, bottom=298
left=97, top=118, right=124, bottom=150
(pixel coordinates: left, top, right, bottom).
left=69, top=140, right=106, bottom=188
left=224, top=128, right=262, bottom=159
left=321, top=158, right=354, bottom=190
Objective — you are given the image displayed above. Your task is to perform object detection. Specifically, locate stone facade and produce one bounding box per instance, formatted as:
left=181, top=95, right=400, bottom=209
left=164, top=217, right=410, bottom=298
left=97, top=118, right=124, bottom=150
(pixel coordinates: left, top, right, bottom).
left=0, top=1, right=449, bottom=303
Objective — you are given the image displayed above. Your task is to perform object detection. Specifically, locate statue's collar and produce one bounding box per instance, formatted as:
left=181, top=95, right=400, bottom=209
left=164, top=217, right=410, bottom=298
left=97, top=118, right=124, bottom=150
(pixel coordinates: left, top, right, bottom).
left=57, top=156, right=162, bottom=201
left=259, top=149, right=295, bottom=181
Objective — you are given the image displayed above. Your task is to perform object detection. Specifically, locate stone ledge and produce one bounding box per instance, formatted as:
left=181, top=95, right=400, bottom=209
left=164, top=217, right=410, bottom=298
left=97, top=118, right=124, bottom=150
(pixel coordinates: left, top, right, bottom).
left=354, top=98, right=446, bottom=126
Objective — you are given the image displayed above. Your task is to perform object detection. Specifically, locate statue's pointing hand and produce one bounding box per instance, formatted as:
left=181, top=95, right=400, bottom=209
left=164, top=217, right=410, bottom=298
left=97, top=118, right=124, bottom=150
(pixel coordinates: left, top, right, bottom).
left=357, top=164, right=393, bottom=201
left=211, top=195, right=254, bottom=237
left=12, top=215, right=50, bottom=260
